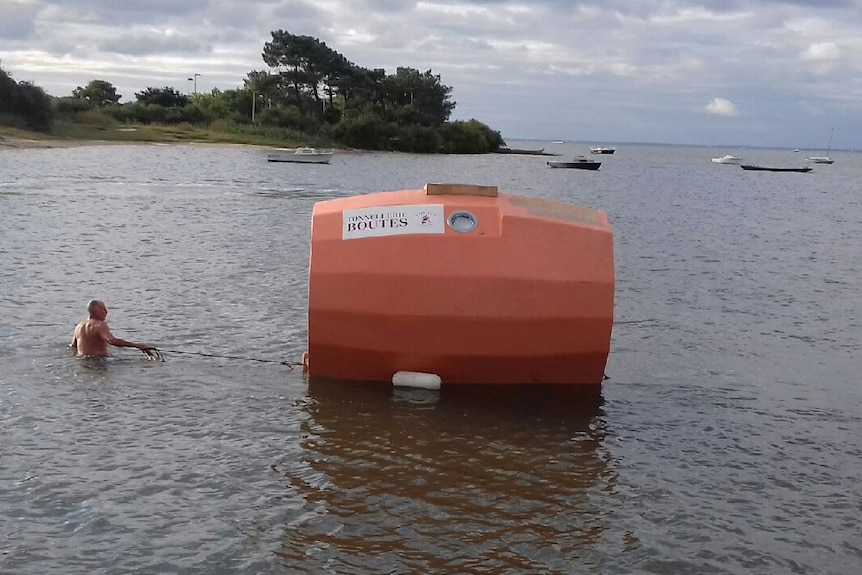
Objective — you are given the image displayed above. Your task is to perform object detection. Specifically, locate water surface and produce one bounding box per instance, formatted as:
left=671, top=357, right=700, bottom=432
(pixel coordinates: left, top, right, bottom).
left=1, top=142, right=860, bottom=574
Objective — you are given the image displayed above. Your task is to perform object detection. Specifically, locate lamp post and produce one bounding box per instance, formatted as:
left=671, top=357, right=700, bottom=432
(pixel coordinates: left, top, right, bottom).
left=187, top=77, right=192, bottom=94
left=193, top=73, right=201, bottom=94
left=251, top=92, right=264, bottom=123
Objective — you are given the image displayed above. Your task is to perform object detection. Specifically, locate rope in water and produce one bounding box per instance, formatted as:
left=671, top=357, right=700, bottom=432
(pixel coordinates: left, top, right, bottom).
left=148, top=347, right=304, bottom=368
left=146, top=349, right=610, bottom=381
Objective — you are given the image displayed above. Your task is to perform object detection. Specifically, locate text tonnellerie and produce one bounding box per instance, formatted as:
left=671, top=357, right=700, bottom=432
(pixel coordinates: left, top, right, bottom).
left=346, top=211, right=408, bottom=232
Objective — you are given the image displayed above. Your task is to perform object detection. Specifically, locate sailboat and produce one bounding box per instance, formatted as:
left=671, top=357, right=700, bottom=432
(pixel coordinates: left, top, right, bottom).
left=807, top=128, right=834, bottom=164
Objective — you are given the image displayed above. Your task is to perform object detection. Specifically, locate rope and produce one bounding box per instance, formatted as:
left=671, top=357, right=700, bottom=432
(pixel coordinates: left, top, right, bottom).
left=149, top=347, right=304, bottom=368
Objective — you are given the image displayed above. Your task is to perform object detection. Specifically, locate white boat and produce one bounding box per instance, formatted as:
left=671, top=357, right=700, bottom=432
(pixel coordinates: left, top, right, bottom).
left=711, top=154, right=742, bottom=164
left=807, top=128, right=834, bottom=164
left=807, top=155, right=834, bottom=165
left=589, top=146, right=616, bottom=155
left=267, top=147, right=333, bottom=164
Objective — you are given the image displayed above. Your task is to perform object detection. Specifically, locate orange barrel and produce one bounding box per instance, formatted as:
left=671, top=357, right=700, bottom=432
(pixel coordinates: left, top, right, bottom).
left=307, top=184, right=614, bottom=385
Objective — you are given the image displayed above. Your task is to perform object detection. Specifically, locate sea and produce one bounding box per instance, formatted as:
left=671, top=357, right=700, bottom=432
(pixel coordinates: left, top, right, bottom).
left=1, top=141, right=860, bottom=575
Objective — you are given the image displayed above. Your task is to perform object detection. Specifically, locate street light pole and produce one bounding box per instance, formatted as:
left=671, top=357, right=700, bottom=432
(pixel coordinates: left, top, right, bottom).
left=193, top=73, right=201, bottom=94
left=251, top=92, right=264, bottom=124
left=187, top=77, right=192, bottom=94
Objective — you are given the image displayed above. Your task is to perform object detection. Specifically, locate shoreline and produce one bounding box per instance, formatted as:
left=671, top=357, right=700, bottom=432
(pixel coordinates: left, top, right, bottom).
left=0, top=137, right=124, bottom=149
left=0, top=134, right=366, bottom=155
left=0, top=136, right=274, bottom=150
left=0, top=125, right=307, bottom=150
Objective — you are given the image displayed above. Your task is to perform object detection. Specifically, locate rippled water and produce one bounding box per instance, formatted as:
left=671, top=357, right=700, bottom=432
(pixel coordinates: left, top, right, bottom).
left=1, top=142, right=860, bottom=574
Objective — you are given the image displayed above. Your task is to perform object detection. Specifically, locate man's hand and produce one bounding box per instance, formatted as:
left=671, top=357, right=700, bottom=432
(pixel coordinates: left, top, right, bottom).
left=139, top=346, right=164, bottom=361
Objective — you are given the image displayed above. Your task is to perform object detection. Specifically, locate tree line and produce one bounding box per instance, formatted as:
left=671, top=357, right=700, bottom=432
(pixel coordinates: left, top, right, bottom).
left=0, top=32, right=505, bottom=153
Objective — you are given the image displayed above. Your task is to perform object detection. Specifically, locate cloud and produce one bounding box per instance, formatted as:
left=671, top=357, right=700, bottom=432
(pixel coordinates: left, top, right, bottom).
left=800, top=41, right=840, bottom=61
left=2, top=0, right=862, bottom=148
left=0, top=0, right=39, bottom=41
left=706, top=97, right=740, bottom=117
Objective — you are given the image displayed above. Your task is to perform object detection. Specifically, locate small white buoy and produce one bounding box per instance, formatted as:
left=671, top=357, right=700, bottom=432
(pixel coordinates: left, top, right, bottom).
left=391, top=371, right=442, bottom=390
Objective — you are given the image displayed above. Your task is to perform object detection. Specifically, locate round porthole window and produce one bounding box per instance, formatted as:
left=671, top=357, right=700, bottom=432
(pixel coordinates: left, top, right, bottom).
left=448, top=211, right=477, bottom=233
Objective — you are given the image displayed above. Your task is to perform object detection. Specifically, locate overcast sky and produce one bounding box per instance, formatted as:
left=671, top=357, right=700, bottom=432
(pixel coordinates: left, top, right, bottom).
left=2, top=0, right=861, bottom=149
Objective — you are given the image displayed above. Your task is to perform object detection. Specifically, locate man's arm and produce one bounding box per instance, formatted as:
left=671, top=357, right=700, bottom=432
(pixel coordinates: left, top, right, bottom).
left=102, top=324, right=149, bottom=352
left=69, top=324, right=79, bottom=350
left=109, top=335, right=161, bottom=360
left=107, top=336, right=148, bottom=350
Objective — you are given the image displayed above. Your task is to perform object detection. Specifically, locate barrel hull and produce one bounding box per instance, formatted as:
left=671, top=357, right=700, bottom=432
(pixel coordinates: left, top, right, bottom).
left=307, top=185, right=614, bottom=385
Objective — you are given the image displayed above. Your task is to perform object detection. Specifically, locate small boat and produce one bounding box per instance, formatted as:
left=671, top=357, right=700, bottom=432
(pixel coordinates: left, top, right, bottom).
left=589, top=146, right=616, bottom=154
left=494, top=147, right=546, bottom=155
left=740, top=164, right=812, bottom=173
left=547, top=156, right=601, bottom=170
left=267, top=146, right=333, bottom=164
left=306, top=183, right=614, bottom=386
left=807, top=128, right=834, bottom=164
left=711, top=154, right=742, bottom=164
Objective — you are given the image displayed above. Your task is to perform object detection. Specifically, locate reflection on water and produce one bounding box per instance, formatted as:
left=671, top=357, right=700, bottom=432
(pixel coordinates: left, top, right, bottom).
left=273, top=379, right=612, bottom=573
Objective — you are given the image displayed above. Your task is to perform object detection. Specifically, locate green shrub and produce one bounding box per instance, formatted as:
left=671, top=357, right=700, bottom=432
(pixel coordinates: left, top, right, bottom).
left=74, top=110, right=116, bottom=128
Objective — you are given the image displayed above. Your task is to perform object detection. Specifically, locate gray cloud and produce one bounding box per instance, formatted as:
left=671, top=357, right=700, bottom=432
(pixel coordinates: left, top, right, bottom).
left=1, top=0, right=860, bottom=148
left=0, top=0, right=39, bottom=41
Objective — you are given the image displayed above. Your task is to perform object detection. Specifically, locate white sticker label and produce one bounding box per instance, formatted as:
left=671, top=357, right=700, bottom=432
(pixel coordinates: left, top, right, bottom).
left=342, top=204, right=445, bottom=240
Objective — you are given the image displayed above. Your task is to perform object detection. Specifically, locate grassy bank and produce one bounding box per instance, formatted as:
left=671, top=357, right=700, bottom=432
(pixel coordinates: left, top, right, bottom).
left=0, top=122, right=316, bottom=149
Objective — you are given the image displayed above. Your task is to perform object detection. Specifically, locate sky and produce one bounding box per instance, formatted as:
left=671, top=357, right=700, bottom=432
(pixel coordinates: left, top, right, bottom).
left=2, top=0, right=861, bottom=150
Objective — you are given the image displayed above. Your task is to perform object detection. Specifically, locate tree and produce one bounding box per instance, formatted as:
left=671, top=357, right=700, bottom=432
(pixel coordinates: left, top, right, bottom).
left=438, top=120, right=504, bottom=153
left=384, top=67, right=455, bottom=127
left=243, top=70, right=280, bottom=122
left=193, top=88, right=244, bottom=122
left=314, top=42, right=353, bottom=117
left=135, top=86, right=188, bottom=108
left=262, top=30, right=352, bottom=119
left=341, top=67, right=387, bottom=118
left=0, top=65, right=53, bottom=131
left=71, top=80, right=121, bottom=107
left=0, top=66, right=19, bottom=116
left=244, top=70, right=279, bottom=103
left=260, top=32, right=456, bottom=133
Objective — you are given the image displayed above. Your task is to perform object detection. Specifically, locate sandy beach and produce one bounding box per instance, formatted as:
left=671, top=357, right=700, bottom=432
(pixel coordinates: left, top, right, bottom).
left=0, top=135, right=360, bottom=154
left=0, top=136, right=274, bottom=151
left=0, top=135, right=122, bottom=149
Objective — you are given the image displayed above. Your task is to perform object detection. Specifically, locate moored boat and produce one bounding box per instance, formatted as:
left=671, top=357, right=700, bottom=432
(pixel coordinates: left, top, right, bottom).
left=547, top=156, right=601, bottom=170
left=807, top=127, right=835, bottom=164
left=267, top=146, right=333, bottom=163
left=711, top=154, right=742, bottom=164
left=740, top=164, right=812, bottom=173
left=493, top=147, right=547, bottom=155
left=589, top=146, right=616, bottom=154
left=306, top=183, right=614, bottom=386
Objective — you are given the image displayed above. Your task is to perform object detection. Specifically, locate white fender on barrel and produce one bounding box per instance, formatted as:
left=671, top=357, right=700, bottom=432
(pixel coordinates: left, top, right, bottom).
left=392, top=371, right=442, bottom=390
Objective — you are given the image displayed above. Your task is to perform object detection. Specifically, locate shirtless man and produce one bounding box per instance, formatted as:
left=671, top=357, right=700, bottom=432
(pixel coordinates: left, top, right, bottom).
left=70, top=300, right=155, bottom=358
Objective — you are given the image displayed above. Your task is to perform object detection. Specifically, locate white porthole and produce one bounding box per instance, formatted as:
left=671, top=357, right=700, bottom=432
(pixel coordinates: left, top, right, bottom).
left=448, top=211, right=477, bottom=233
